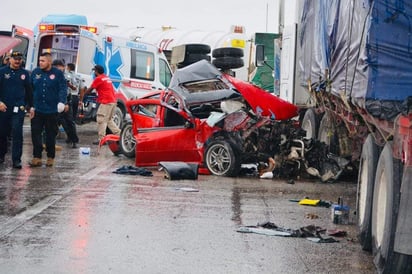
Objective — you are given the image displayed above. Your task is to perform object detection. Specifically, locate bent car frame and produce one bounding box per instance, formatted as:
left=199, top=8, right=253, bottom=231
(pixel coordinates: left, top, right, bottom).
left=105, top=60, right=300, bottom=177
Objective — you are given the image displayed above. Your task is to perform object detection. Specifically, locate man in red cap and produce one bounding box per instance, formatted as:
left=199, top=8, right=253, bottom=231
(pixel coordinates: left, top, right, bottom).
left=80, top=64, right=120, bottom=144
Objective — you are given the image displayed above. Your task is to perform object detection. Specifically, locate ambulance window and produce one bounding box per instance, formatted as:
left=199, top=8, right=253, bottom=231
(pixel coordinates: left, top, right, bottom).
left=159, top=59, right=172, bottom=87
left=130, top=50, right=155, bottom=81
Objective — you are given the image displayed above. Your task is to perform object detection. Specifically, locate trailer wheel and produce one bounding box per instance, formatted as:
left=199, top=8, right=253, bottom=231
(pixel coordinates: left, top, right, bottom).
left=317, top=112, right=339, bottom=154
left=371, top=142, right=405, bottom=273
left=357, top=134, right=379, bottom=251
left=119, top=121, right=136, bottom=158
left=212, top=47, right=244, bottom=58
left=205, top=140, right=240, bottom=177
left=301, top=108, right=318, bottom=140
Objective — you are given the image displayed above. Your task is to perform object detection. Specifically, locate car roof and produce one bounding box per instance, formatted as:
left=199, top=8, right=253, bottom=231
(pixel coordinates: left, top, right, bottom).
left=168, top=60, right=240, bottom=106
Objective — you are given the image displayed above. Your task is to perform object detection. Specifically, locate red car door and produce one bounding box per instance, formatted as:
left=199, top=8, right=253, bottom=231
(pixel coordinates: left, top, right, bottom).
left=132, top=102, right=203, bottom=167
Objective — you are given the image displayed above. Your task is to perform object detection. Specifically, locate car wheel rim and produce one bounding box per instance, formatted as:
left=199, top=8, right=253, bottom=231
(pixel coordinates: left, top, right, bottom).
left=122, top=126, right=135, bottom=153
left=208, top=144, right=231, bottom=175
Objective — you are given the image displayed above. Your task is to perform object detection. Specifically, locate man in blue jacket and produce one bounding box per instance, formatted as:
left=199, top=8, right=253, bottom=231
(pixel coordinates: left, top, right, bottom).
left=0, top=51, right=32, bottom=169
left=29, top=53, right=67, bottom=167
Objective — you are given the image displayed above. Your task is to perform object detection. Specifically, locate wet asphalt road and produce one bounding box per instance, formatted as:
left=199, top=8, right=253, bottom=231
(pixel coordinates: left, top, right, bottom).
left=0, top=118, right=376, bottom=274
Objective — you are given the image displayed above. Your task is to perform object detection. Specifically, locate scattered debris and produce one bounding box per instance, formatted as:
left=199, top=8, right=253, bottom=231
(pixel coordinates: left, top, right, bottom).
left=306, top=213, right=319, bottom=219
left=290, top=198, right=332, bottom=208
left=298, top=198, right=320, bottom=206
left=237, top=222, right=338, bottom=243
left=327, top=229, right=347, bottom=237
left=159, top=162, right=198, bottom=180
left=113, top=166, right=153, bottom=176
left=175, top=187, right=199, bottom=192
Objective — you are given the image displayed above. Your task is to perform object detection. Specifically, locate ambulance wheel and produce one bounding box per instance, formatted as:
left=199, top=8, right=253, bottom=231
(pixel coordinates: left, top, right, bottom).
left=119, top=122, right=136, bottom=158
left=371, top=142, right=410, bottom=273
left=205, top=140, right=240, bottom=177
left=357, top=134, right=379, bottom=251
left=212, top=47, right=244, bottom=58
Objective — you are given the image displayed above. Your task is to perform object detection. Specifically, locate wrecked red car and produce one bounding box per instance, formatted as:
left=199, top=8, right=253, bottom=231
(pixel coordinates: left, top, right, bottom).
left=104, top=60, right=300, bottom=176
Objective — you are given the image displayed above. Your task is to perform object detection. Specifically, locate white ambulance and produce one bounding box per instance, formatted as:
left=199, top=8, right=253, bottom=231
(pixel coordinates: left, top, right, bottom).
left=14, top=14, right=173, bottom=128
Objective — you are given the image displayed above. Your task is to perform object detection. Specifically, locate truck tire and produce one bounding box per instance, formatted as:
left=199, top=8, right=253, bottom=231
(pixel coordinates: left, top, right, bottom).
left=212, top=47, right=244, bottom=58
left=317, top=111, right=339, bottom=154
left=301, top=108, right=318, bottom=140
left=119, top=121, right=136, bottom=158
left=212, top=57, right=244, bottom=70
left=204, top=140, right=240, bottom=177
left=184, top=44, right=211, bottom=54
left=371, top=142, right=406, bottom=273
left=357, top=134, right=379, bottom=251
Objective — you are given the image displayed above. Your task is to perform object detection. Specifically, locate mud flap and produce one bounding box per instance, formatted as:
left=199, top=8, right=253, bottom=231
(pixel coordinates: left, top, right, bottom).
left=159, top=161, right=198, bottom=180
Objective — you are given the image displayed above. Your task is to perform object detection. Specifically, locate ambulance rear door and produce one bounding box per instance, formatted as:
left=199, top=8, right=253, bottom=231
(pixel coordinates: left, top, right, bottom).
left=77, top=29, right=100, bottom=88
left=11, top=25, right=34, bottom=71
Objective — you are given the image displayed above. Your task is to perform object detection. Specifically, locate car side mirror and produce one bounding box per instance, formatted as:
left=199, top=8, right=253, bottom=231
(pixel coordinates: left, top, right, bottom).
left=184, top=121, right=194, bottom=129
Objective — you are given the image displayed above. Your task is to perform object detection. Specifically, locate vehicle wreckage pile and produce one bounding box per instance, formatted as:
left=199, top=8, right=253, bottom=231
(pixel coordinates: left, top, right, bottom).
left=107, top=60, right=349, bottom=182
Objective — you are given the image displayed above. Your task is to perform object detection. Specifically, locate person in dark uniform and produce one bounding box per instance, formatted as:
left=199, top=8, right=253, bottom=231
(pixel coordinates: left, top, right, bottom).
left=29, top=53, right=67, bottom=167
left=0, top=51, right=32, bottom=169
left=52, top=59, right=79, bottom=148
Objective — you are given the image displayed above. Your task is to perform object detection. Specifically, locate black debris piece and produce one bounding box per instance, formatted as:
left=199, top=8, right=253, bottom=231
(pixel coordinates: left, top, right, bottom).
left=113, top=165, right=153, bottom=176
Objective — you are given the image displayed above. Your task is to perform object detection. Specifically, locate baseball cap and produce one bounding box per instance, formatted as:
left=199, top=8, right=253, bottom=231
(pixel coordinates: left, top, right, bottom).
left=93, top=64, right=104, bottom=74
left=52, top=59, right=65, bottom=66
left=10, top=51, right=23, bottom=58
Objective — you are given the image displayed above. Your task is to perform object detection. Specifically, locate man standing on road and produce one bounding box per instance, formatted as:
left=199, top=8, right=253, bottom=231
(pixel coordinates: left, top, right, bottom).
left=52, top=59, right=79, bottom=148
left=66, top=63, right=83, bottom=121
left=80, top=64, right=120, bottom=145
left=29, top=53, right=67, bottom=167
left=0, top=51, right=32, bottom=169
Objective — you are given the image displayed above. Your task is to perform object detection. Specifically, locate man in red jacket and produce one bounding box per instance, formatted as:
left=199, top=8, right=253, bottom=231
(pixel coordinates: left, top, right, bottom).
left=80, top=65, right=120, bottom=144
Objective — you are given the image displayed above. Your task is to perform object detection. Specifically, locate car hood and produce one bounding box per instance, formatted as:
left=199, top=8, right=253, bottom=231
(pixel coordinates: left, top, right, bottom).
left=223, top=74, right=299, bottom=120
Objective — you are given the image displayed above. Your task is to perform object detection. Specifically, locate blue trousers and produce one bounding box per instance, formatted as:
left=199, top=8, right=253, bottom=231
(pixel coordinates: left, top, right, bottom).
left=0, top=109, right=25, bottom=163
left=30, top=112, right=58, bottom=159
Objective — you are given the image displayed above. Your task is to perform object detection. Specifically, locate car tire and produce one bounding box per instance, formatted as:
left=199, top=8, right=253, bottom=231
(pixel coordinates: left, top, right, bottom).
left=119, top=122, right=136, bottom=158
left=357, top=134, right=379, bottom=251
left=112, top=106, right=124, bottom=130
left=212, top=47, right=244, bottom=58
left=204, top=140, right=241, bottom=177
left=371, top=142, right=407, bottom=273
left=212, top=57, right=244, bottom=70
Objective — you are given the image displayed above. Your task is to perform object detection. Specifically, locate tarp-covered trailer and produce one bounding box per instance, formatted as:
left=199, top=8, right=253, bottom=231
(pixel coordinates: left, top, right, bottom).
left=282, top=0, right=412, bottom=273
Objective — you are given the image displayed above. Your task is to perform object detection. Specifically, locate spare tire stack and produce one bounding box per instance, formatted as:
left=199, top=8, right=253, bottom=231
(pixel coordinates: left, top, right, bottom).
left=212, top=47, right=244, bottom=71
left=174, top=44, right=211, bottom=69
